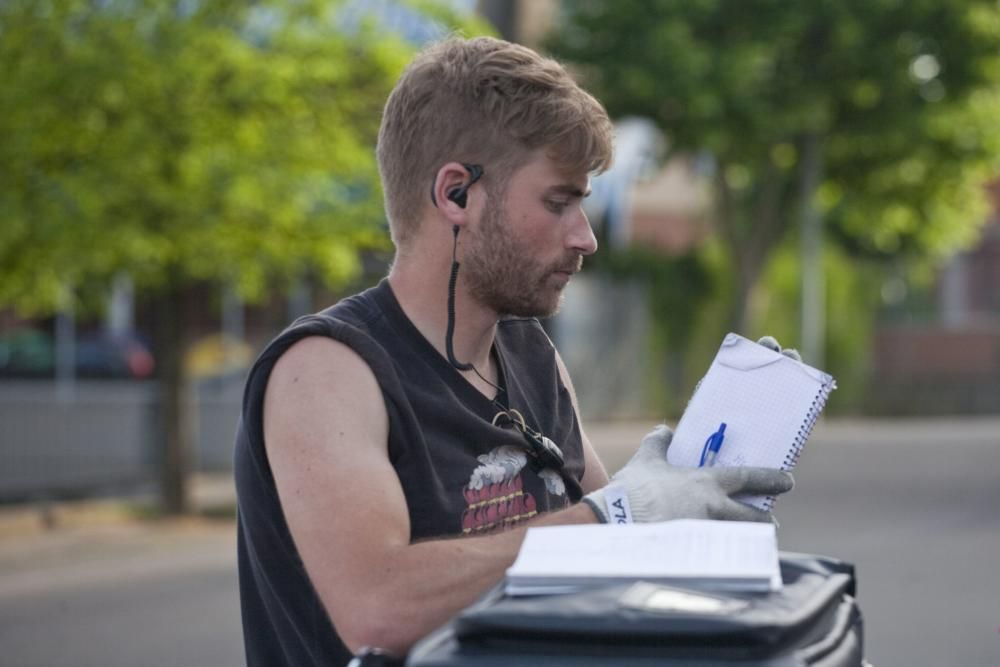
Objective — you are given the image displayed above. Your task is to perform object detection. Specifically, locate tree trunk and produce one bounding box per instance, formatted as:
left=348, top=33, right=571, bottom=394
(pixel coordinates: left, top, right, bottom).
left=151, top=287, right=195, bottom=515
left=717, top=159, right=795, bottom=335
left=798, top=132, right=825, bottom=366
left=714, top=166, right=776, bottom=335
left=728, top=267, right=757, bottom=335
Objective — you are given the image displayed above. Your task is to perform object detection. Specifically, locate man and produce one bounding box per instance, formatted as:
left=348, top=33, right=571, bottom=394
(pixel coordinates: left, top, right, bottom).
left=234, top=36, right=794, bottom=666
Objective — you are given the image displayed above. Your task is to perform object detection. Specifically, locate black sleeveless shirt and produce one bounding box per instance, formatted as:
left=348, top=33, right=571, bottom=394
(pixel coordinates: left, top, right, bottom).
left=234, top=279, right=586, bottom=666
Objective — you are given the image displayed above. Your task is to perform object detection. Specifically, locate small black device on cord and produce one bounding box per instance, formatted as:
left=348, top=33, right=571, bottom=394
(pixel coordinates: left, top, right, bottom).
left=433, top=163, right=564, bottom=472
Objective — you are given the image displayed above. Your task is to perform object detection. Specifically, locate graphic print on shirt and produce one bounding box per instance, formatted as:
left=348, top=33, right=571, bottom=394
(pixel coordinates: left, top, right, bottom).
left=461, top=445, right=567, bottom=534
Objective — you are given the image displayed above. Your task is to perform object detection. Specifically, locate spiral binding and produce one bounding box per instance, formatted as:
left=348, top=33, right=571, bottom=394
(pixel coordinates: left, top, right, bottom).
left=761, top=376, right=838, bottom=511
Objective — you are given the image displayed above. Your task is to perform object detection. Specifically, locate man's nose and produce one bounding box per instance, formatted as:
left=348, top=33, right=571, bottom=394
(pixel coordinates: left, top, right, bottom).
left=567, top=208, right=598, bottom=256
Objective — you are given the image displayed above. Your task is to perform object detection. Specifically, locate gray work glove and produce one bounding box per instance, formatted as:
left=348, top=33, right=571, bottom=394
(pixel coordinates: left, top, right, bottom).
left=756, top=335, right=802, bottom=362
left=582, top=425, right=793, bottom=524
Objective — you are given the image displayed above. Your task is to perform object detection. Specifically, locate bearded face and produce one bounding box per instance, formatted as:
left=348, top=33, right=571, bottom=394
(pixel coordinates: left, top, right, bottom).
left=461, top=191, right=582, bottom=318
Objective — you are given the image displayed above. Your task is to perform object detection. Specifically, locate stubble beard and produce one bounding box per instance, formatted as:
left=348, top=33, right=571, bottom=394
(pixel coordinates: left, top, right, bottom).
left=462, top=200, right=580, bottom=319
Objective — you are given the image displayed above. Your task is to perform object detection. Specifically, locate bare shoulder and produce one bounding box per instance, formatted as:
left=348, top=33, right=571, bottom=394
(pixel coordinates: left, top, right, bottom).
left=268, top=335, right=375, bottom=391
left=263, top=335, right=388, bottom=459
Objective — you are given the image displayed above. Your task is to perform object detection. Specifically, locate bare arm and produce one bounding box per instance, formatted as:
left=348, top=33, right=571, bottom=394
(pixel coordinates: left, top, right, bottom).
left=554, top=350, right=610, bottom=493
left=263, top=337, right=597, bottom=656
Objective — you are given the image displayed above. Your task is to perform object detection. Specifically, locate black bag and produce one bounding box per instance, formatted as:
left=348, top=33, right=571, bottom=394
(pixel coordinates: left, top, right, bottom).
left=407, top=552, right=865, bottom=666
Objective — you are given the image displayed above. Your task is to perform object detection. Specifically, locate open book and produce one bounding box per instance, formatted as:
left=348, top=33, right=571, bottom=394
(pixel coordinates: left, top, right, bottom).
left=505, top=520, right=781, bottom=596
left=668, top=333, right=837, bottom=511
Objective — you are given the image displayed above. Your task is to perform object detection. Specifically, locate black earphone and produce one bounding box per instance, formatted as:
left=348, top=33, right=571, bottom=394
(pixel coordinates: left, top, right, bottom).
left=431, top=163, right=483, bottom=209
left=448, top=188, right=469, bottom=208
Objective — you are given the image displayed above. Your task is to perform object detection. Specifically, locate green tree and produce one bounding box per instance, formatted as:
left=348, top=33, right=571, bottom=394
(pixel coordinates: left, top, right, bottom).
left=549, top=0, right=1000, bottom=334
left=0, top=0, right=469, bottom=512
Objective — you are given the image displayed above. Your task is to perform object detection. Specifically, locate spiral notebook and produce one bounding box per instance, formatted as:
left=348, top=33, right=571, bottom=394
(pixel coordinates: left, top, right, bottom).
left=667, top=333, right=837, bottom=511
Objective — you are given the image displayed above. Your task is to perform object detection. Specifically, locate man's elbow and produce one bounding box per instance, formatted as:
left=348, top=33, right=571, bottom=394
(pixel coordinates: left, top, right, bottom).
left=335, top=598, right=423, bottom=658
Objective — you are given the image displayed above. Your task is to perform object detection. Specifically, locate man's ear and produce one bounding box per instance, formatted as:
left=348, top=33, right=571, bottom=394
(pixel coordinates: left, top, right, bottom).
left=431, top=162, right=476, bottom=226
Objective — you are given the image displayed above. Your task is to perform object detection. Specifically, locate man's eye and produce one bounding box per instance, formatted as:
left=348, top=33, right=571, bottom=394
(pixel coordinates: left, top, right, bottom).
left=545, top=200, right=569, bottom=213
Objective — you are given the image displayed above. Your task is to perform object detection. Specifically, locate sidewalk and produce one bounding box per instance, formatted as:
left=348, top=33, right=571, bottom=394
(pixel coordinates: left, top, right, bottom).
left=0, top=473, right=238, bottom=540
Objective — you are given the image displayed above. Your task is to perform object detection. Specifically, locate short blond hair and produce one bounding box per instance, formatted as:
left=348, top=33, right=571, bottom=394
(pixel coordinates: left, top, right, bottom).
left=376, top=36, right=614, bottom=247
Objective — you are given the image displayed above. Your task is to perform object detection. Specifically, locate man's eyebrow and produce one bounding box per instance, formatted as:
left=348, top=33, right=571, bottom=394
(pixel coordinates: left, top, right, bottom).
left=546, top=184, right=592, bottom=198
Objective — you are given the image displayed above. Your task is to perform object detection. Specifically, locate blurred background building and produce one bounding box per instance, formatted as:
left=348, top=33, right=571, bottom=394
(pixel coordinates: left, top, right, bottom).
left=870, top=181, right=1000, bottom=414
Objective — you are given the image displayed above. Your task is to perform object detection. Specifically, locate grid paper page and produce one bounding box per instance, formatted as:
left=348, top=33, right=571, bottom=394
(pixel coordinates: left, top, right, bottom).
left=667, top=333, right=836, bottom=510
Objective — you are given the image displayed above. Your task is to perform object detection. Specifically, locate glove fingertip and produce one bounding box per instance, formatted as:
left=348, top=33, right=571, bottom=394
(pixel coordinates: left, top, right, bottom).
left=766, top=470, right=795, bottom=495
left=781, top=348, right=802, bottom=363
left=756, top=335, right=781, bottom=353
left=782, top=471, right=795, bottom=492
left=641, top=424, right=673, bottom=457
left=720, top=467, right=794, bottom=495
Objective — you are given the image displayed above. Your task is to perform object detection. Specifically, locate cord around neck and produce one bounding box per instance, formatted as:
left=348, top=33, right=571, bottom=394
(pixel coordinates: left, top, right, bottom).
left=446, top=224, right=506, bottom=400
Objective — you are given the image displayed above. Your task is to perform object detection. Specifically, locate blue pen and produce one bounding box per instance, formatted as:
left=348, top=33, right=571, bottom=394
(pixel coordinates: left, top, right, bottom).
left=699, top=422, right=727, bottom=467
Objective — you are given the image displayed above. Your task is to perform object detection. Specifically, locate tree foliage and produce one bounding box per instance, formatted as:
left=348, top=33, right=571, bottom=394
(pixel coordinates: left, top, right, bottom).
left=0, top=0, right=488, bottom=512
left=549, top=0, right=1000, bottom=329
left=0, top=0, right=413, bottom=312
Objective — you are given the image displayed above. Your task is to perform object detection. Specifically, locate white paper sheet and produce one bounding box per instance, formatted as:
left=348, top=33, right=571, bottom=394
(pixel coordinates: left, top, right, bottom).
left=505, top=520, right=781, bottom=596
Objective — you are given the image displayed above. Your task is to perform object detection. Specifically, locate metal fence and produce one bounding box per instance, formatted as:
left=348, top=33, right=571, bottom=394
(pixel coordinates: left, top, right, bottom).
left=0, top=276, right=654, bottom=502
left=0, top=380, right=241, bottom=501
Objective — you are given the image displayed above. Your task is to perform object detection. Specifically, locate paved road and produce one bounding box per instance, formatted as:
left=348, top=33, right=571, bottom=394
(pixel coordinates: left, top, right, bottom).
left=780, top=419, right=1000, bottom=667
left=0, top=418, right=997, bottom=666
left=0, top=521, right=241, bottom=667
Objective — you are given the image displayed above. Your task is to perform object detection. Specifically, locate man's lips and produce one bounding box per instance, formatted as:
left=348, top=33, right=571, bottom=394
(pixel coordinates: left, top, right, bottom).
left=554, top=258, right=583, bottom=275
left=549, top=257, right=583, bottom=283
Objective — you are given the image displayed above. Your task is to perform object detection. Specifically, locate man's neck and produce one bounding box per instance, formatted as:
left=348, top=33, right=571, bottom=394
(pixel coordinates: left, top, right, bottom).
left=388, top=254, right=500, bottom=393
